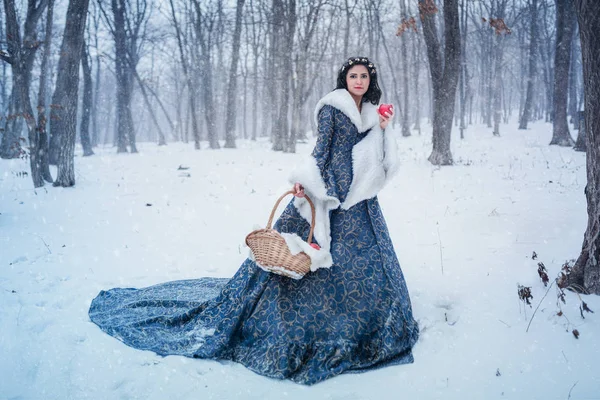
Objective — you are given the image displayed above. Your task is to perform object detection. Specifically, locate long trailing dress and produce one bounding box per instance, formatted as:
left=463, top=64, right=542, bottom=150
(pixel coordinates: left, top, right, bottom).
left=89, top=89, right=419, bottom=385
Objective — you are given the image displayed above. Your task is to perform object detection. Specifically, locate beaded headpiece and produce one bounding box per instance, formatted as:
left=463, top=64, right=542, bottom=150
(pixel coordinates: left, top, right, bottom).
left=340, top=57, right=377, bottom=76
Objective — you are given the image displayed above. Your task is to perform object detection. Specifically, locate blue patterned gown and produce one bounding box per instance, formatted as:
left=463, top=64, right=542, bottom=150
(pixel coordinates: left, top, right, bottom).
left=89, top=102, right=419, bottom=385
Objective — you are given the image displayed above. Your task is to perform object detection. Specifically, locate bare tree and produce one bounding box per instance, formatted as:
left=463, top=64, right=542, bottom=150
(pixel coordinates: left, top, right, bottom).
left=269, top=0, right=293, bottom=152
left=412, top=20, right=423, bottom=134
left=90, top=1, right=102, bottom=147
left=290, top=0, right=322, bottom=145
left=281, top=0, right=297, bottom=153
left=568, top=22, right=580, bottom=129
left=50, top=0, right=90, bottom=187
left=550, top=0, right=575, bottom=146
left=485, top=2, right=512, bottom=137
left=537, top=0, right=554, bottom=123
left=392, top=0, right=411, bottom=137
left=0, top=4, right=7, bottom=114
left=169, top=0, right=200, bottom=149
left=2, top=0, right=50, bottom=187
left=0, top=0, right=48, bottom=161
left=192, top=0, right=220, bottom=149
left=458, top=0, right=468, bottom=138
left=36, top=0, right=54, bottom=183
left=570, top=0, right=600, bottom=295
left=80, top=38, right=95, bottom=156
left=419, top=0, right=461, bottom=165
left=518, top=0, right=538, bottom=130
left=112, top=0, right=135, bottom=152
left=223, top=0, right=246, bottom=148
left=97, top=0, right=151, bottom=153
left=130, top=63, right=167, bottom=145
left=245, top=0, right=267, bottom=141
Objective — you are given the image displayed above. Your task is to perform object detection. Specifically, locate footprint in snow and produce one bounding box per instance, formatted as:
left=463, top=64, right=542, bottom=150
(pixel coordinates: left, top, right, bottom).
left=10, top=255, right=28, bottom=265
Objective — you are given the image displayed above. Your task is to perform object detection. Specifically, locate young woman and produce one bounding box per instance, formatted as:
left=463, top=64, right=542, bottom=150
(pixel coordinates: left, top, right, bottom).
left=89, top=56, right=419, bottom=385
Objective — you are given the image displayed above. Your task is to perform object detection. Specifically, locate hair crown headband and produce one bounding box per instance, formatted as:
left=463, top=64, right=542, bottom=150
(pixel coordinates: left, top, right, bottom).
left=341, top=57, right=377, bottom=75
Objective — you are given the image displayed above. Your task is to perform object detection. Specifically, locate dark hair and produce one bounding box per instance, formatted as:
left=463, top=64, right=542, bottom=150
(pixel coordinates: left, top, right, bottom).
left=335, top=56, right=382, bottom=105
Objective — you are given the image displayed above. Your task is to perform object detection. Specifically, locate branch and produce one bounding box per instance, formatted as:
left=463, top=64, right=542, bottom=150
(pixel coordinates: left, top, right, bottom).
left=526, top=279, right=555, bottom=333
left=0, top=51, right=12, bottom=65
left=31, top=0, right=50, bottom=24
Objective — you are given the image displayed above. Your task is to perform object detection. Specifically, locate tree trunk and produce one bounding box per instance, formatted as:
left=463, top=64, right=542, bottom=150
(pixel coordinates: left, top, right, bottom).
left=169, top=0, right=200, bottom=149
left=3, top=0, right=43, bottom=184
left=550, top=0, right=575, bottom=146
left=124, top=63, right=137, bottom=152
left=193, top=0, right=219, bottom=149
left=1, top=0, right=47, bottom=161
left=112, top=0, right=131, bottom=153
left=131, top=65, right=166, bottom=146
left=538, top=33, right=553, bottom=123
left=51, top=0, right=90, bottom=187
left=0, top=12, right=6, bottom=113
left=412, top=33, right=421, bottom=134
left=570, top=0, right=600, bottom=295
left=91, top=9, right=101, bottom=147
left=380, top=22, right=407, bottom=137
left=247, top=0, right=261, bottom=141
left=397, top=0, right=411, bottom=137
left=200, top=55, right=218, bottom=150
left=519, top=0, right=538, bottom=130
left=36, top=0, right=54, bottom=183
left=252, top=54, right=259, bottom=141
left=144, top=82, right=176, bottom=138
left=270, top=0, right=284, bottom=151
left=458, top=0, right=467, bottom=139
left=343, top=0, right=352, bottom=57
left=493, top=32, right=506, bottom=137
left=485, top=30, right=493, bottom=128
left=574, top=110, right=586, bottom=152
left=419, top=0, right=461, bottom=166
left=80, top=38, right=94, bottom=156
left=569, top=24, right=580, bottom=129
left=282, top=0, right=296, bottom=153
left=223, top=0, right=245, bottom=149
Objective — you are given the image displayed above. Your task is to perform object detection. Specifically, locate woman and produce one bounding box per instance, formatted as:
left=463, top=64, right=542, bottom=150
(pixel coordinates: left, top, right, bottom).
left=89, top=56, right=419, bottom=385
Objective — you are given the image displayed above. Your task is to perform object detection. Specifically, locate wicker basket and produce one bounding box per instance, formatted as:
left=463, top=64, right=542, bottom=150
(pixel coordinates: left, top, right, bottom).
left=245, top=190, right=316, bottom=279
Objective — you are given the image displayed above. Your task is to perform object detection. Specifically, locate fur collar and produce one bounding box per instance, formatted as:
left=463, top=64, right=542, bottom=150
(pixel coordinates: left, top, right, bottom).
left=313, top=89, right=379, bottom=133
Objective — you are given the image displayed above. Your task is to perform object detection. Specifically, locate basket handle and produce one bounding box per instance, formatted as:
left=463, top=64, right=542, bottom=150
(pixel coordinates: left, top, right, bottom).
left=265, top=190, right=316, bottom=244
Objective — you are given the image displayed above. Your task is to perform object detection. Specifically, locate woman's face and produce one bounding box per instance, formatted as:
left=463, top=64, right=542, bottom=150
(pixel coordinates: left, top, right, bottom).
left=346, top=65, right=370, bottom=98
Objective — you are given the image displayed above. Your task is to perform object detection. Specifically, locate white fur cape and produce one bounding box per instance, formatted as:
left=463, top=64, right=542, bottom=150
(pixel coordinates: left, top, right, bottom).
left=286, top=89, right=400, bottom=271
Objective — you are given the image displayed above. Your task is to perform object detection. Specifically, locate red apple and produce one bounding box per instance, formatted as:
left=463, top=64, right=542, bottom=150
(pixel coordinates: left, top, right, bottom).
left=378, top=104, right=393, bottom=117
left=310, top=243, right=321, bottom=250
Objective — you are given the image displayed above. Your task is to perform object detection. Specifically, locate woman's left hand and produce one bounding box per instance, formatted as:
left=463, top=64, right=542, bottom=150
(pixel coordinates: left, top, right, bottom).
left=379, top=106, right=394, bottom=130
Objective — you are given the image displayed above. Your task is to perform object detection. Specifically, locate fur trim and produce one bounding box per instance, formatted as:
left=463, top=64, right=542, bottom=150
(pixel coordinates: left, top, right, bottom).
left=288, top=156, right=339, bottom=265
left=382, top=127, right=400, bottom=179
left=314, top=89, right=379, bottom=133
left=280, top=233, right=333, bottom=271
left=341, top=124, right=400, bottom=209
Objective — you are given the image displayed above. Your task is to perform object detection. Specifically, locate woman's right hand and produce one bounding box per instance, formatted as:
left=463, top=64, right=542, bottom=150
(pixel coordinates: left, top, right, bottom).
left=293, top=183, right=305, bottom=197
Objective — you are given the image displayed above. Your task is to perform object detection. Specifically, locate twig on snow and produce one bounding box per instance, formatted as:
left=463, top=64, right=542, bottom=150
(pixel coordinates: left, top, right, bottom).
left=436, top=223, right=444, bottom=275
left=526, top=279, right=555, bottom=333
left=567, top=381, right=578, bottom=399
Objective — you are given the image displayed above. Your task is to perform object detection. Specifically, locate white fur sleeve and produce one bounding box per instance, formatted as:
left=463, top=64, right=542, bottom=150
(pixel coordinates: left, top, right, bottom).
left=288, top=156, right=340, bottom=266
left=382, top=129, right=400, bottom=182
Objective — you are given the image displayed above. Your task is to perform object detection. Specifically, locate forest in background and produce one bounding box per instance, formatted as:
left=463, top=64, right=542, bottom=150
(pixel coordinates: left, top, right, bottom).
left=0, top=1, right=586, bottom=170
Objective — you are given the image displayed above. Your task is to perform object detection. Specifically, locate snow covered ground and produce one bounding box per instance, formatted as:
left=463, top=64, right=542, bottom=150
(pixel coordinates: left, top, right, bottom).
left=1, top=120, right=599, bottom=399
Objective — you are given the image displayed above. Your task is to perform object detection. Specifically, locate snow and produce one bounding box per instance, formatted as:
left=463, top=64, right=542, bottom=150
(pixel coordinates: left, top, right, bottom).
left=1, top=120, right=599, bottom=399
